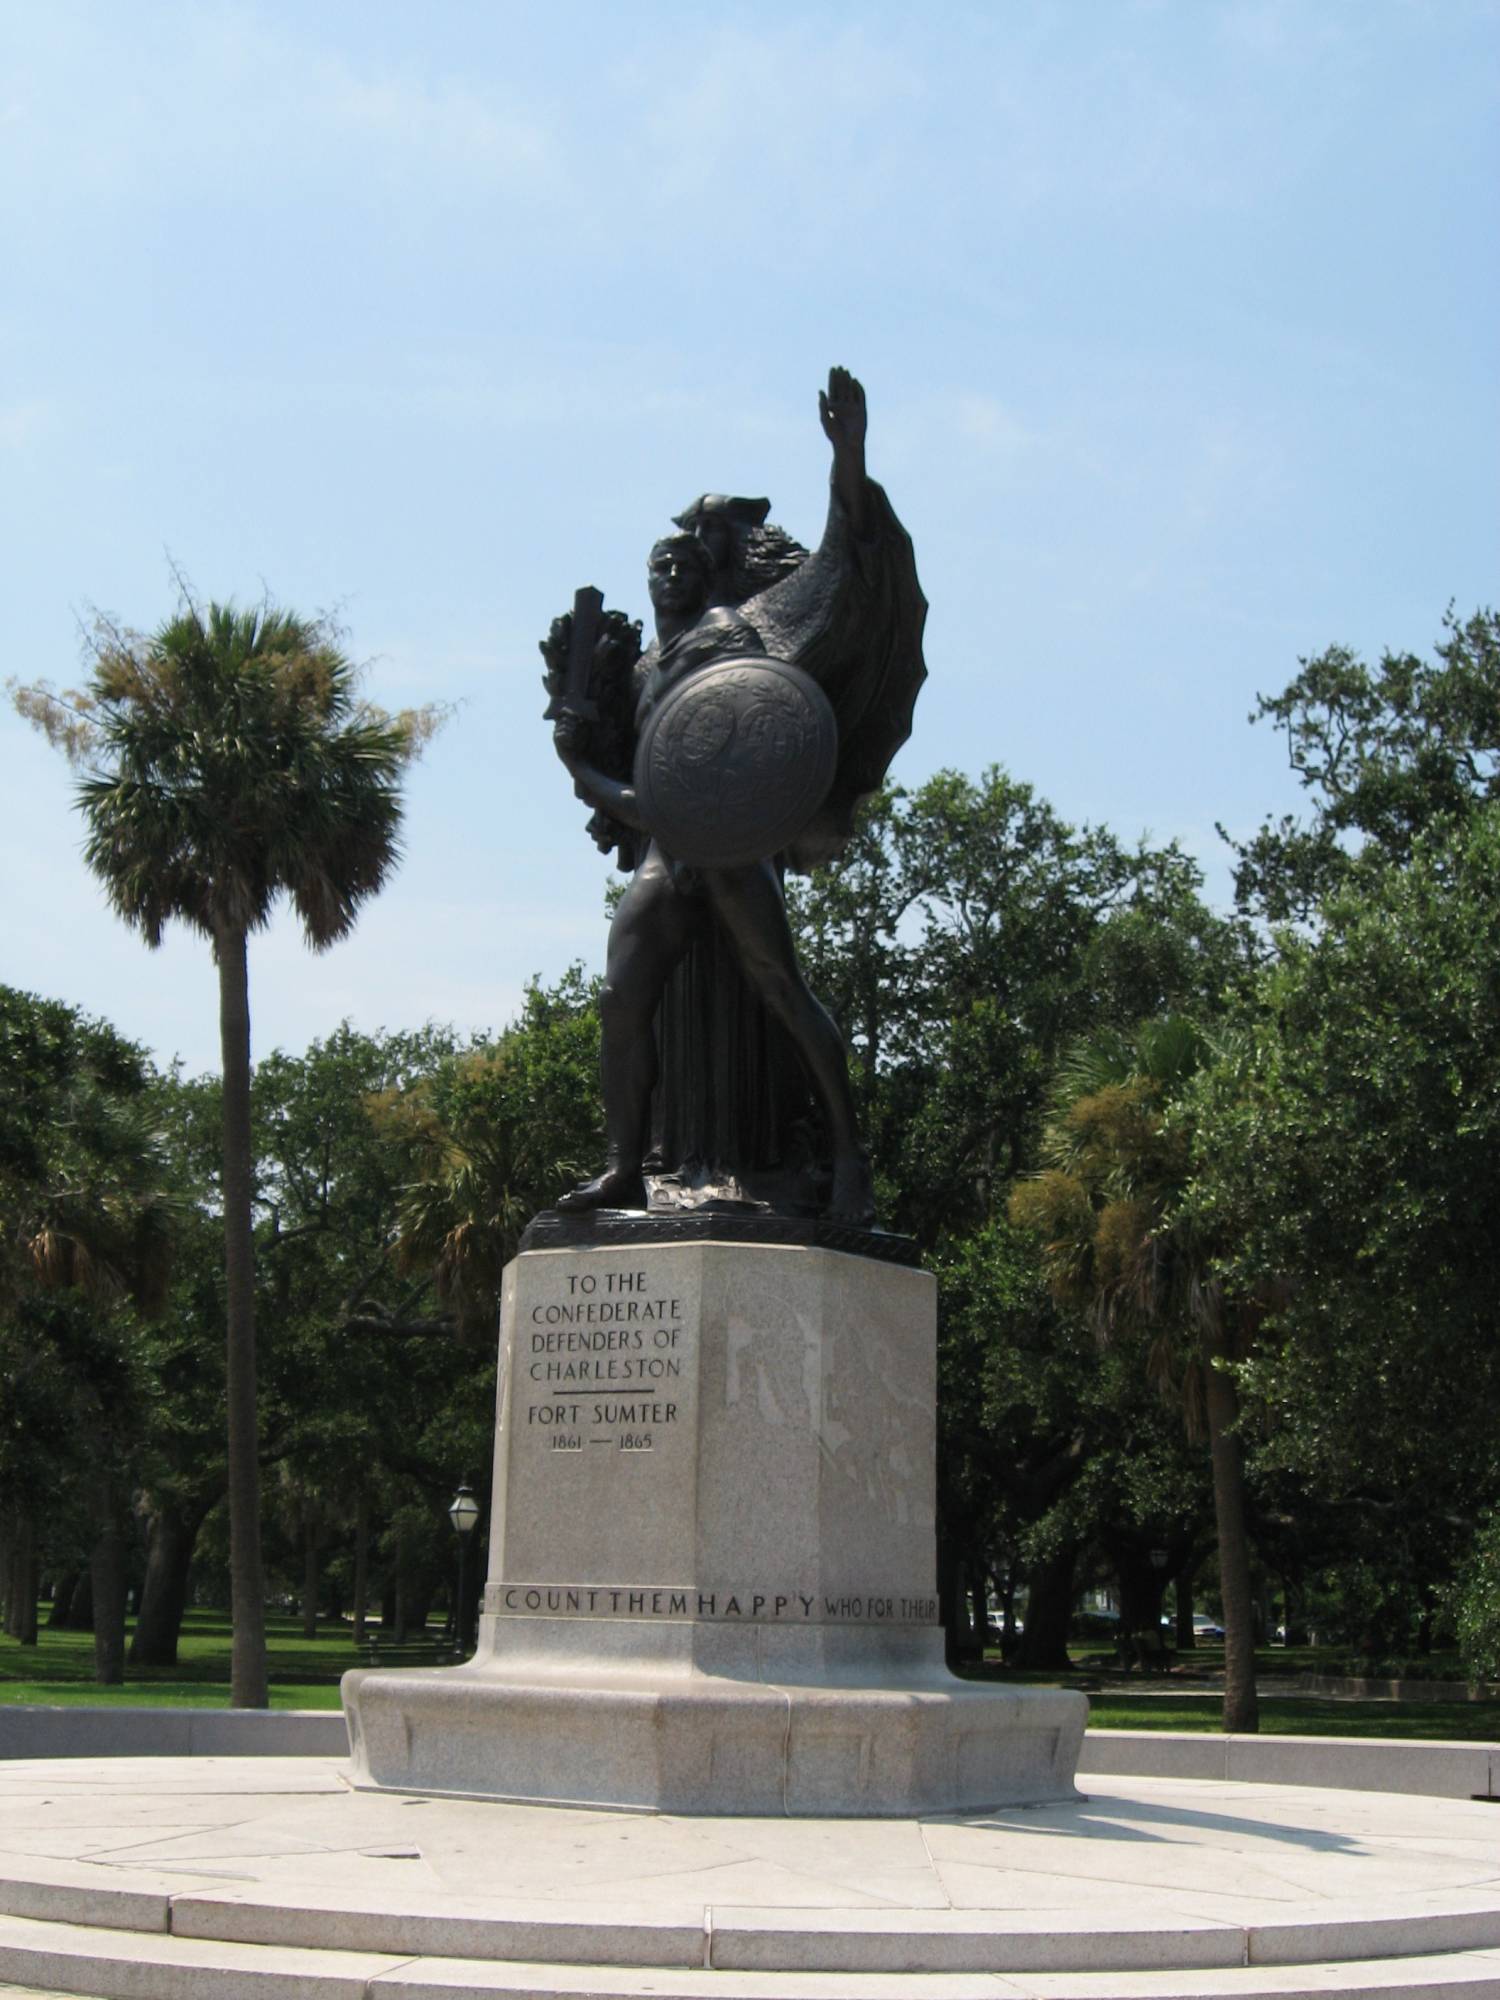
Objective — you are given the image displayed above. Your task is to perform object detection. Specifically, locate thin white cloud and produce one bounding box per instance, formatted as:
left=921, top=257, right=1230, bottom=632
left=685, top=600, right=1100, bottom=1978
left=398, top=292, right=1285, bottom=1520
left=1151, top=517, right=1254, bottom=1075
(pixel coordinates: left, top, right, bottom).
left=0, top=399, right=55, bottom=450
left=313, top=66, right=553, bottom=182
left=0, top=7, right=557, bottom=207
left=952, top=394, right=1029, bottom=455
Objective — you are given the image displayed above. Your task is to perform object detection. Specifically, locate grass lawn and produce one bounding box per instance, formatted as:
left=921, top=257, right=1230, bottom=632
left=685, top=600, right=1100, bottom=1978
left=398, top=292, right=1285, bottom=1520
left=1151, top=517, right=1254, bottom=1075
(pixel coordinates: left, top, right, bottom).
left=1083, top=1691, right=1500, bottom=1739
left=0, top=1607, right=450, bottom=1710
left=955, top=1647, right=1500, bottom=1741
left=6, top=1614, right=1498, bottom=1740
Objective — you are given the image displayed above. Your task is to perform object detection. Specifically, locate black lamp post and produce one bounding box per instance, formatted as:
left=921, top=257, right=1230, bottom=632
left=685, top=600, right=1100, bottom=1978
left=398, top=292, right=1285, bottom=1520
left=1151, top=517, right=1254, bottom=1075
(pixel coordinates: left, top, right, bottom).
left=448, top=1483, right=481, bottom=1656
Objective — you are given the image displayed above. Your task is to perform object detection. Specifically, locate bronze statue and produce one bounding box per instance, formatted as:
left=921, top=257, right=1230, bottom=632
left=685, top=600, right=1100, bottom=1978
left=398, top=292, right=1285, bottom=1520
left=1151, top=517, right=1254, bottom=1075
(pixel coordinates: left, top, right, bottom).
left=542, top=369, right=926, bottom=1227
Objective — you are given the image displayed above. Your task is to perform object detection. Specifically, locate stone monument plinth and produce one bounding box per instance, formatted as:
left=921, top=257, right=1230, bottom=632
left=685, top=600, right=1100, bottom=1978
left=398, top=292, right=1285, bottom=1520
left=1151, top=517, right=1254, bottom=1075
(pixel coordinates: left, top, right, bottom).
left=343, top=1233, right=1086, bottom=1815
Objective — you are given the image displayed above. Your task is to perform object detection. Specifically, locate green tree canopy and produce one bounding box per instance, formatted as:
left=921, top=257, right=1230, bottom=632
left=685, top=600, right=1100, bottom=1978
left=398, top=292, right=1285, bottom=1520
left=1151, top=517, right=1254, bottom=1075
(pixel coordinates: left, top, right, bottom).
left=0, top=986, right=176, bottom=1676
left=1194, top=803, right=1500, bottom=1545
left=1221, top=605, right=1500, bottom=921
left=790, top=768, right=1253, bottom=1244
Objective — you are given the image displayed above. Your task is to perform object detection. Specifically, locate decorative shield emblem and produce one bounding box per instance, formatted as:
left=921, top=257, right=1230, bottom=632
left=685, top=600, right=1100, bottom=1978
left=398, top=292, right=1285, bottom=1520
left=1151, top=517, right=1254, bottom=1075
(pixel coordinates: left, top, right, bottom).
left=634, top=656, right=838, bottom=869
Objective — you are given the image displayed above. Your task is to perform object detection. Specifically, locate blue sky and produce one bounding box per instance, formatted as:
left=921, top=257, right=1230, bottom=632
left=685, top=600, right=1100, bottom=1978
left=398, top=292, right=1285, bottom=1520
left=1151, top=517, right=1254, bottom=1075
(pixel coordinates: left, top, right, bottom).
left=2, top=0, right=1495, bottom=1075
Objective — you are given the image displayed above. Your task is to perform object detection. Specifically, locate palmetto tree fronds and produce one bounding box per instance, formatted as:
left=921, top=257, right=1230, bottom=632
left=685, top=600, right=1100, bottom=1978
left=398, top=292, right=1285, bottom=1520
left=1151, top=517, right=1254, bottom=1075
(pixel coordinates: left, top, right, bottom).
left=67, top=601, right=412, bottom=952
left=386, top=1047, right=596, bottom=1336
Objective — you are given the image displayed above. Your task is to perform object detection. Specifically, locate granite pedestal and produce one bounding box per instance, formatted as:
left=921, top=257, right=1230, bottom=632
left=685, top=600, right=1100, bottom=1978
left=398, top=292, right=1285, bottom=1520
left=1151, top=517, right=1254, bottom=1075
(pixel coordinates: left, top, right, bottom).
left=343, top=1237, right=1084, bottom=1814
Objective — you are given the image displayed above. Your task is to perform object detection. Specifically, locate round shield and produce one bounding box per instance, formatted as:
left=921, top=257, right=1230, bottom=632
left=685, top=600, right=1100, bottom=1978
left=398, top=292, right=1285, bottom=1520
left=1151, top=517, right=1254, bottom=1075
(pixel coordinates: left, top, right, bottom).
left=634, top=655, right=838, bottom=869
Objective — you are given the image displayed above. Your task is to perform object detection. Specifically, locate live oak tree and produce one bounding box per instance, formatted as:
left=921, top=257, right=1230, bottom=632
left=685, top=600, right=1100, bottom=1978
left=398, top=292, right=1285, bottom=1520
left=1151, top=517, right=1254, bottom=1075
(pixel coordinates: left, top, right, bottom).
left=929, top=1219, right=1210, bottom=1672
left=929, top=1221, right=1095, bottom=1665
left=789, top=769, right=1253, bottom=1247
left=125, top=1028, right=458, bottom=1667
left=250, top=1021, right=467, bottom=1643
left=1192, top=805, right=1500, bottom=1652
left=1202, top=607, right=1500, bottom=1657
left=122, top=992, right=597, bottom=1668
left=0, top=986, right=174, bottom=1680
left=1221, top=605, right=1500, bottom=922
left=14, top=600, right=438, bottom=1706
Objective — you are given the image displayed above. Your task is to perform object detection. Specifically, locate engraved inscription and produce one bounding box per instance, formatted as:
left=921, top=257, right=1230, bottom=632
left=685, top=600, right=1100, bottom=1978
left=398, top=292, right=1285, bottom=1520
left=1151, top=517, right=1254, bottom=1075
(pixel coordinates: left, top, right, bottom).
left=522, top=1266, right=686, bottom=1456
left=493, top=1585, right=942, bottom=1624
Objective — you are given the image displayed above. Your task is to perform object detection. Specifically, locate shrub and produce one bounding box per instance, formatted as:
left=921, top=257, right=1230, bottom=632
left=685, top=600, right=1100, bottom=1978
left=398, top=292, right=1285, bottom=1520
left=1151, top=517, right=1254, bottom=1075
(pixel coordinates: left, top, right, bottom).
left=1453, top=1514, right=1500, bottom=1685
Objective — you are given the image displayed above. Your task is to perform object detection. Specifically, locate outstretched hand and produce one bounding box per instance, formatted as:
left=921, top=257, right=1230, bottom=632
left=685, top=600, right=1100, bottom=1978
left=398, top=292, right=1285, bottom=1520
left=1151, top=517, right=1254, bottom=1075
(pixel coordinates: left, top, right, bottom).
left=818, top=366, right=867, bottom=458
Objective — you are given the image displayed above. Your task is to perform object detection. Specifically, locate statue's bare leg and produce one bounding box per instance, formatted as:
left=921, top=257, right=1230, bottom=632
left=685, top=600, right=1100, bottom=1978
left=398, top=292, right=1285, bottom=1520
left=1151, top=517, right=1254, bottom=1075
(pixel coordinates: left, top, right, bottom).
left=559, top=846, right=694, bottom=1211
left=705, top=860, right=874, bottom=1226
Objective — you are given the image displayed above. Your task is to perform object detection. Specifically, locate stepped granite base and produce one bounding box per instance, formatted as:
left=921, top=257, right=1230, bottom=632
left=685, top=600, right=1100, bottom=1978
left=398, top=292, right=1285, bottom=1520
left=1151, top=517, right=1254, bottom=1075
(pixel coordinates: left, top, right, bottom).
left=344, top=1236, right=1085, bottom=1814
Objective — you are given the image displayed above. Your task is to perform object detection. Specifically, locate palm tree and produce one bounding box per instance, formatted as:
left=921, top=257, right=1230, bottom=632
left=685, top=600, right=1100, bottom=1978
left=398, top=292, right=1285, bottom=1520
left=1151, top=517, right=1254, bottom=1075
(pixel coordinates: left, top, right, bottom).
left=16, top=599, right=433, bottom=1705
left=1010, top=1016, right=1261, bottom=1734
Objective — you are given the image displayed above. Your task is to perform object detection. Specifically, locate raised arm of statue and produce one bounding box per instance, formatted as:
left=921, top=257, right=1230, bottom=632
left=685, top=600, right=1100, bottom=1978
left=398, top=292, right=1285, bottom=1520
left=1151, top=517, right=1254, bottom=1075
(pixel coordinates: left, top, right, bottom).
left=818, top=366, right=871, bottom=540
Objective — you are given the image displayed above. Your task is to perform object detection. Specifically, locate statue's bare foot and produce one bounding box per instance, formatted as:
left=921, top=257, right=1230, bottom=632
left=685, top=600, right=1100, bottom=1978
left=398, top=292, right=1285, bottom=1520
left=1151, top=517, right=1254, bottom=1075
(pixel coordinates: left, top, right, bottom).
left=557, top=1165, right=649, bottom=1213
left=828, top=1151, right=875, bottom=1227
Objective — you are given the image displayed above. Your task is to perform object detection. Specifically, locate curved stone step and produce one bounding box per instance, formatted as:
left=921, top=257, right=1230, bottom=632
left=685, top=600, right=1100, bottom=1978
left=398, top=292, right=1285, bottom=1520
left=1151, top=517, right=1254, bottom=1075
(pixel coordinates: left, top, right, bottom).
left=8, top=1864, right=1500, bottom=1992
left=0, top=1913, right=409, bottom=1997
left=4, top=1858, right=1500, bottom=1980
left=2, top=1916, right=1500, bottom=1999
left=147, top=1887, right=1500, bottom=1978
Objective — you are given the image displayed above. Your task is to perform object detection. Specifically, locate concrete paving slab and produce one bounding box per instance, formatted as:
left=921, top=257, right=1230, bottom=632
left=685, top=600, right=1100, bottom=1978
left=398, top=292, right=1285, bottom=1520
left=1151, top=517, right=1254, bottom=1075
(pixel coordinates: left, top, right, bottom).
left=170, top=1885, right=708, bottom=1967
left=709, top=1905, right=1246, bottom=1973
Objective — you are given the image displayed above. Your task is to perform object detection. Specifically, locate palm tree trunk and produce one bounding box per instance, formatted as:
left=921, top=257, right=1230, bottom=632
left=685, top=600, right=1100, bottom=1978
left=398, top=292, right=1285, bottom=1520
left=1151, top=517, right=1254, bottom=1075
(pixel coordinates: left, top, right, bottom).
left=217, top=923, right=268, bottom=1709
left=1202, top=1319, right=1259, bottom=1733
